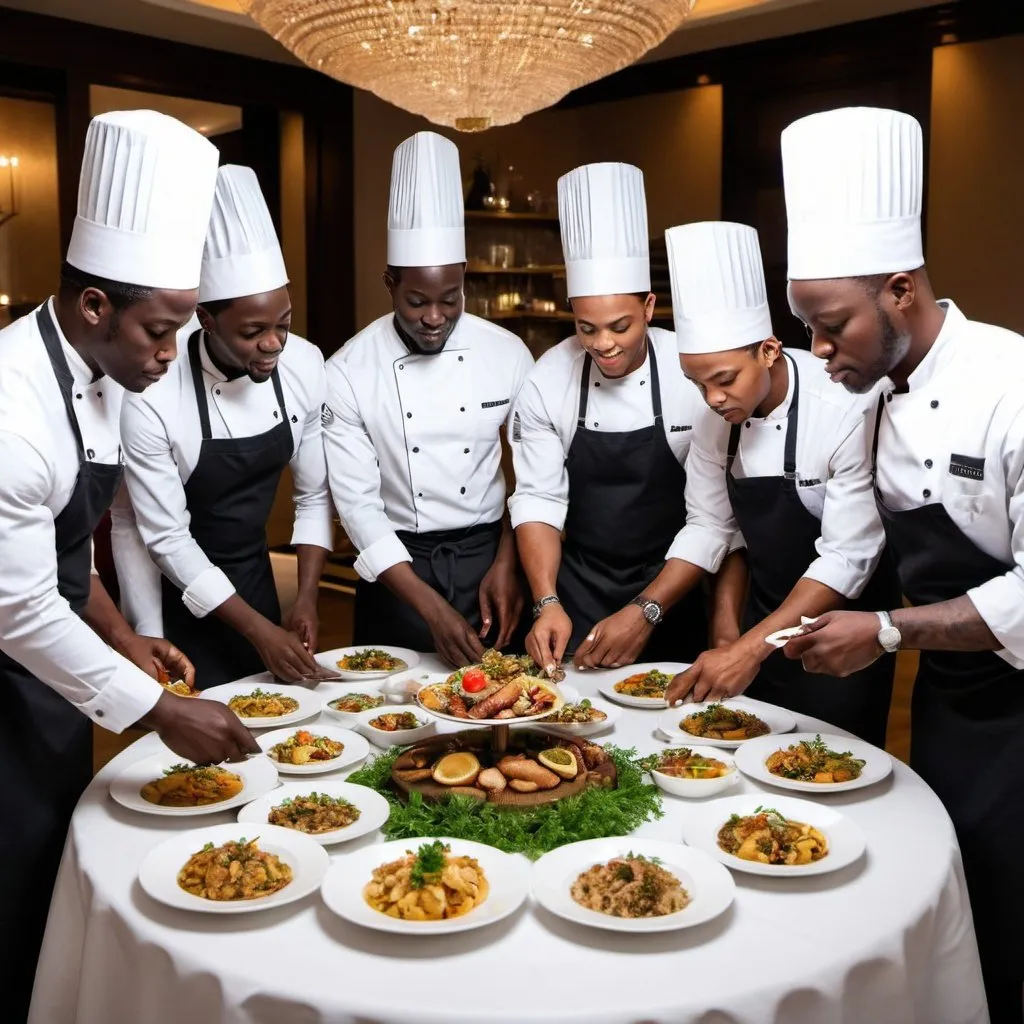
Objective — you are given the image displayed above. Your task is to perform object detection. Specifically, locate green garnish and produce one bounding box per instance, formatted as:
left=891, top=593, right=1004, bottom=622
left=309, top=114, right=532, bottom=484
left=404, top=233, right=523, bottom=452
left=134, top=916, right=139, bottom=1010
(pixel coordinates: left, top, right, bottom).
left=410, top=839, right=448, bottom=889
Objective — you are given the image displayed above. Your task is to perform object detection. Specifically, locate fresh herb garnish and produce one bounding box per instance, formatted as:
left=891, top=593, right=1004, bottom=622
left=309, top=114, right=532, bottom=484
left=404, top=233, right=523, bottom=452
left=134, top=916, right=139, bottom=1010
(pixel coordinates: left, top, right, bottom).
left=410, top=839, right=448, bottom=888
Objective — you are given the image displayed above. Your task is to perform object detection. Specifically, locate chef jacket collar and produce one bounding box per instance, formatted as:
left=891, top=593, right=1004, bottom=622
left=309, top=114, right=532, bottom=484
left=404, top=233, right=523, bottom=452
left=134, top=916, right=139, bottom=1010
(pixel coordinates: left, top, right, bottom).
left=753, top=352, right=796, bottom=423
left=903, top=299, right=959, bottom=393
left=47, top=296, right=101, bottom=385
left=387, top=312, right=471, bottom=357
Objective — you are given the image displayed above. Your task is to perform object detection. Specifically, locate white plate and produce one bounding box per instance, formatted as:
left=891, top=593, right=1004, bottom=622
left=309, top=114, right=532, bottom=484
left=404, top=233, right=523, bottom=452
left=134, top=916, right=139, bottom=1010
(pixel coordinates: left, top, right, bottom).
left=541, top=698, right=621, bottom=738
left=658, top=700, right=797, bottom=748
left=318, top=645, right=420, bottom=681
left=764, top=616, right=819, bottom=649
left=321, top=687, right=387, bottom=723
left=734, top=732, right=893, bottom=794
left=646, top=745, right=740, bottom=799
left=596, top=663, right=690, bottom=709
left=415, top=676, right=578, bottom=726
left=201, top=681, right=321, bottom=729
left=681, top=793, right=866, bottom=878
left=109, top=753, right=279, bottom=817
left=138, top=822, right=329, bottom=914
left=531, top=837, right=735, bottom=933
left=237, top=780, right=391, bottom=846
left=257, top=724, right=370, bottom=775
left=355, top=704, right=436, bottom=746
left=321, top=837, right=530, bottom=935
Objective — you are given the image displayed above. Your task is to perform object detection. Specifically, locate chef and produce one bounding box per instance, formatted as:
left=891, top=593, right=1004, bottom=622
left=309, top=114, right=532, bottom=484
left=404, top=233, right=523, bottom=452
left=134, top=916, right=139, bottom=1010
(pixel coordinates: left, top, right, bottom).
left=323, top=132, right=533, bottom=667
left=662, top=221, right=899, bottom=746
left=780, top=106, right=1024, bottom=1021
left=113, top=165, right=334, bottom=687
left=0, top=110, right=258, bottom=1021
left=510, top=163, right=716, bottom=672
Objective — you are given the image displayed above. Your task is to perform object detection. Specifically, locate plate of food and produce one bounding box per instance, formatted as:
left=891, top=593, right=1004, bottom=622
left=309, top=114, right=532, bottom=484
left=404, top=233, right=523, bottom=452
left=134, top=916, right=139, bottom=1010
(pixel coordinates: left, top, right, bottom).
left=540, top=697, right=620, bottom=737
left=257, top=725, right=370, bottom=775
left=237, top=780, right=390, bottom=846
left=638, top=745, right=739, bottom=798
left=597, top=663, right=690, bottom=709
left=201, top=681, right=321, bottom=729
left=530, top=837, right=734, bottom=934
left=734, top=732, right=892, bottom=794
left=319, top=646, right=420, bottom=680
left=138, top=822, right=329, bottom=914
left=320, top=837, right=530, bottom=935
left=157, top=670, right=200, bottom=698
left=658, top=700, right=796, bottom=748
left=680, top=794, right=866, bottom=877
left=415, top=650, right=573, bottom=725
left=321, top=688, right=387, bottom=722
left=355, top=704, right=436, bottom=746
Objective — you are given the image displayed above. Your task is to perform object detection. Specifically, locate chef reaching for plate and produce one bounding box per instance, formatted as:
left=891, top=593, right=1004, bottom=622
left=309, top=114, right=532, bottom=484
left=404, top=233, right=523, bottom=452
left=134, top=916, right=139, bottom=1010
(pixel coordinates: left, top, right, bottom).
left=779, top=106, right=1024, bottom=1021
left=323, top=132, right=533, bottom=667
left=112, top=165, right=336, bottom=688
left=0, top=111, right=259, bottom=1022
left=510, top=163, right=719, bottom=672
left=663, top=221, right=900, bottom=747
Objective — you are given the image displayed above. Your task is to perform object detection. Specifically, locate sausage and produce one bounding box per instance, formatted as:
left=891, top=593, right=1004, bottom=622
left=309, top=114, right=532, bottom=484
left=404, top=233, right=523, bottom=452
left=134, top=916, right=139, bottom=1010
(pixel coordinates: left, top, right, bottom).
left=497, top=755, right=560, bottom=790
left=468, top=680, right=522, bottom=719
left=448, top=694, right=470, bottom=718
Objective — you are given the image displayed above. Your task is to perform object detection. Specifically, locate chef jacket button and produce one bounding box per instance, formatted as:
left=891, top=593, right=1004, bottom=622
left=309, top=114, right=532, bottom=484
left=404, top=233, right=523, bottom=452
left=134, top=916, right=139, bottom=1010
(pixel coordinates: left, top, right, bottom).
left=886, top=392, right=893, bottom=403
left=417, top=492, right=423, bottom=497
left=924, top=458, right=933, bottom=469
left=86, top=448, right=95, bottom=459
left=640, top=380, right=646, bottom=386
left=406, top=412, right=412, bottom=419
left=930, top=400, right=939, bottom=409
left=291, top=415, right=297, bottom=423
left=923, top=488, right=932, bottom=498
left=594, top=422, right=599, bottom=427
left=458, top=355, right=464, bottom=362
left=399, top=364, right=404, bottom=370
left=460, top=406, right=466, bottom=412
left=96, top=391, right=103, bottom=399
left=776, top=424, right=782, bottom=431
left=215, top=388, right=221, bottom=395
left=745, top=421, right=751, bottom=428
left=460, top=487, right=466, bottom=494
left=594, top=381, right=600, bottom=387
left=75, top=393, right=83, bottom=400
left=412, top=446, right=419, bottom=453
left=95, top=709, right=104, bottom=719
left=464, top=448, right=470, bottom=454
left=273, top=411, right=279, bottom=419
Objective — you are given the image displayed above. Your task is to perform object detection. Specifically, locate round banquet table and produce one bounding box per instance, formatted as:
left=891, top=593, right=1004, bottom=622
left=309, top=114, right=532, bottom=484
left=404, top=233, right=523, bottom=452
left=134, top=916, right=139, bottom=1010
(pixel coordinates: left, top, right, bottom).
left=30, top=656, right=988, bottom=1024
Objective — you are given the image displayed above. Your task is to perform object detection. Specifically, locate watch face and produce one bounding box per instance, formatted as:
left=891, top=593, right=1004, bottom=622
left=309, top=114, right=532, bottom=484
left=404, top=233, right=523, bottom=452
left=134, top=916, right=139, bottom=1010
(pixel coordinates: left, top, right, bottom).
left=879, top=626, right=900, bottom=652
left=642, top=603, right=661, bottom=625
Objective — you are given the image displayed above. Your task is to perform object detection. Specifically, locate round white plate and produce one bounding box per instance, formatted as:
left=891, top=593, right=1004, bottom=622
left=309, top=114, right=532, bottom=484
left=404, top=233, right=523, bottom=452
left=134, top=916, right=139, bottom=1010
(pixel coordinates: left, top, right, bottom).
left=681, top=793, right=866, bottom=878
left=658, top=700, right=797, bottom=748
left=321, top=687, right=387, bottom=723
left=416, top=677, right=578, bottom=726
left=733, top=732, right=893, bottom=794
left=321, top=837, right=530, bottom=935
left=109, top=753, right=279, bottom=817
left=237, top=780, right=390, bottom=846
left=257, top=724, right=370, bottom=775
left=355, top=704, right=436, bottom=746
left=596, top=663, right=690, bottom=709
left=201, top=681, right=321, bottom=729
left=318, top=645, right=420, bottom=681
left=531, top=837, right=735, bottom=933
left=138, top=822, right=329, bottom=914
left=541, top=698, right=621, bottom=738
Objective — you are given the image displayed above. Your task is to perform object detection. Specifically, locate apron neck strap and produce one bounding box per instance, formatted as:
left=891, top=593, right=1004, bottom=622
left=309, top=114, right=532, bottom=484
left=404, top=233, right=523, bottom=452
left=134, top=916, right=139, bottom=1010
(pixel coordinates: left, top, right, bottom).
left=725, top=352, right=801, bottom=478
left=36, top=303, right=86, bottom=459
left=871, top=392, right=885, bottom=484
left=577, top=335, right=661, bottom=427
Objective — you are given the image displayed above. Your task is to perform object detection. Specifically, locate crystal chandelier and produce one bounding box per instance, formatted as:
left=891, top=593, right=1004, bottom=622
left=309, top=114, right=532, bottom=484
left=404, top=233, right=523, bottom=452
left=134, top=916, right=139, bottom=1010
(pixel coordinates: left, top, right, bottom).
left=240, top=1, right=697, bottom=131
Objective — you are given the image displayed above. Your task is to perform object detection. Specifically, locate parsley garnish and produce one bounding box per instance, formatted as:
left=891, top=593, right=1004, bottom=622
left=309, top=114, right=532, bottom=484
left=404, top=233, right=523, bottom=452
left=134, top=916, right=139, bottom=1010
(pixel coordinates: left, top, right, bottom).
left=410, top=839, right=448, bottom=889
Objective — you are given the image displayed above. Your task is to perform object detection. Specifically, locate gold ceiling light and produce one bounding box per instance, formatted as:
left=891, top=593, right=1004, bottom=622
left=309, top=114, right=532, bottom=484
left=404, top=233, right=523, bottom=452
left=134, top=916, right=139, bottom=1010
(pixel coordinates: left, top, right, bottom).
left=239, top=1, right=698, bottom=131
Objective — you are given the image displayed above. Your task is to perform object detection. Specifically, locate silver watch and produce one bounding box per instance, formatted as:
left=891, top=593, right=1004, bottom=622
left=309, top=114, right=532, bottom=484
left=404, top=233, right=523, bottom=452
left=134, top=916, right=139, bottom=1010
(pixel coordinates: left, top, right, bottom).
left=630, top=596, right=664, bottom=626
left=876, top=611, right=901, bottom=654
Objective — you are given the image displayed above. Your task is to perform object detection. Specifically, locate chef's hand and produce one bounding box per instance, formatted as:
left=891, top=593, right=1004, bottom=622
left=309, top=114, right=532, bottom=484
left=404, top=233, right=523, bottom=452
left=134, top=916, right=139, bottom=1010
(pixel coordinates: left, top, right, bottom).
left=666, top=640, right=762, bottom=706
left=426, top=600, right=485, bottom=668
left=121, top=634, right=196, bottom=690
left=783, top=610, right=882, bottom=676
left=251, top=620, right=335, bottom=686
left=526, top=602, right=573, bottom=677
left=573, top=605, right=652, bottom=670
left=478, top=556, right=524, bottom=650
left=140, top=691, right=259, bottom=764
left=284, top=596, right=319, bottom=654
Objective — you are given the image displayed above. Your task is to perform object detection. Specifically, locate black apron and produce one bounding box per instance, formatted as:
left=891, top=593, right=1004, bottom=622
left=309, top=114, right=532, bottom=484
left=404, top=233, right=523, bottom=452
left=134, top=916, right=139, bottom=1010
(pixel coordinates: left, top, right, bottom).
left=728, top=355, right=898, bottom=747
left=557, top=342, right=707, bottom=661
left=872, top=395, right=1023, bottom=1023
left=161, top=331, right=294, bottom=688
left=0, top=305, right=124, bottom=1022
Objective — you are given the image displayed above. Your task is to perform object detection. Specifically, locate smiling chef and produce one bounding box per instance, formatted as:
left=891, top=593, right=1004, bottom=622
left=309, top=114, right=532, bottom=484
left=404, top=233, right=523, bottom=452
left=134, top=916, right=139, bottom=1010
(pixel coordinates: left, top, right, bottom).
left=323, top=132, right=534, bottom=667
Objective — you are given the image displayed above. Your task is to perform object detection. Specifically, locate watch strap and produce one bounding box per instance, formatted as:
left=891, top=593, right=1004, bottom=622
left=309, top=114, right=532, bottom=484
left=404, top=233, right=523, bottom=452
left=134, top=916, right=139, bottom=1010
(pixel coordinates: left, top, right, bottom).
left=532, top=594, right=561, bottom=619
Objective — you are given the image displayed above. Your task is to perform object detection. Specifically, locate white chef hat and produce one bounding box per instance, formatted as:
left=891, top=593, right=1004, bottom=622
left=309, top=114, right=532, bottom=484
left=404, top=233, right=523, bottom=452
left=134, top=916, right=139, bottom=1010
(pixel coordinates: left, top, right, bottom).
left=66, top=110, right=219, bottom=290
left=558, top=162, right=651, bottom=298
left=782, top=107, right=924, bottom=280
left=667, top=221, right=774, bottom=355
left=199, top=165, right=288, bottom=302
left=387, top=131, right=466, bottom=267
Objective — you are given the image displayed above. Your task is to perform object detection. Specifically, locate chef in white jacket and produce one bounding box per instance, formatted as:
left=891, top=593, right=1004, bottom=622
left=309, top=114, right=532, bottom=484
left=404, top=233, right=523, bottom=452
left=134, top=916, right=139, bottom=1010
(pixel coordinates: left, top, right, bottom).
left=114, top=165, right=334, bottom=688
left=779, top=107, right=1023, bottom=1021
left=0, top=111, right=257, bottom=1022
left=511, top=163, right=720, bottom=672
left=662, top=221, right=899, bottom=746
left=324, top=132, right=533, bottom=667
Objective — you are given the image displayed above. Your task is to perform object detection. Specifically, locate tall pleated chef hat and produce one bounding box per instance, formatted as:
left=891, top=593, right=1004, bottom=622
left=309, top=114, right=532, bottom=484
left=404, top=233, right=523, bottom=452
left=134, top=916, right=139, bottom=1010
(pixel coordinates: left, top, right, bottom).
left=667, top=221, right=774, bottom=355
left=199, top=165, right=288, bottom=302
left=782, top=106, right=924, bottom=280
left=66, top=110, right=219, bottom=290
left=558, top=162, right=651, bottom=298
left=387, top=131, right=466, bottom=267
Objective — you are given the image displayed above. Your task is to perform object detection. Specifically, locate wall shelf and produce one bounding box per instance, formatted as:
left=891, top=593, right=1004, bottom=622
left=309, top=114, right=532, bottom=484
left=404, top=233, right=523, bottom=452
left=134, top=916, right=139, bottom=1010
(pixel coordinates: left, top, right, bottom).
left=465, top=210, right=559, bottom=223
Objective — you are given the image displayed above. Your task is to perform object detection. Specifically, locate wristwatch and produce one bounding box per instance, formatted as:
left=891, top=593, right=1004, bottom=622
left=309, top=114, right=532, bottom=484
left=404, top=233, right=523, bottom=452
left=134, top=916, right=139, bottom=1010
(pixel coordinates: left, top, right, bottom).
left=876, top=611, right=902, bottom=653
left=630, top=595, right=664, bottom=626
left=532, top=594, right=561, bottom=619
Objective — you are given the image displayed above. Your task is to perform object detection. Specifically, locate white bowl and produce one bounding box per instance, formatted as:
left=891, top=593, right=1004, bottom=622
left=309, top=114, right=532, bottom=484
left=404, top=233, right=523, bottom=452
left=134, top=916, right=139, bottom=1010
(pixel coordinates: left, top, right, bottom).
left=320, top=687, right=387, bottom=723
left=541, top=699, right=621, bottom=738
left=647, top=745, right=739, bottom=799
left=355, top=704, right=435, bottom=746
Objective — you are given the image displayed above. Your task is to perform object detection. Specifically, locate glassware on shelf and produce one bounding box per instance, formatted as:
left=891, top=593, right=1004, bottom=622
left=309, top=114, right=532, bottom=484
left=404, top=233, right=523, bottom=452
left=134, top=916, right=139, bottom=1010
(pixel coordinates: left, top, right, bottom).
left=488, top=243, right=515, bottom=269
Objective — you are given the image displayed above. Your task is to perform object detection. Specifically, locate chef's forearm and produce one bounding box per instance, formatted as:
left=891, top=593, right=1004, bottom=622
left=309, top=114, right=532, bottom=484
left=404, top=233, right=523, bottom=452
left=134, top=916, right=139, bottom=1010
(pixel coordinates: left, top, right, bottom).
left=212, top=593, right=271, bottom=641
left=82, top=574, right=137, bottom=653
left=709, top=550, right=749, bottom=646
left=514, top=522, right=562, bottom=599
left=739, top=577, right=846, bottom=661
left=378, top=562, right=448, bottom=620
left=891, top=597, right=1000, bottom=651
left=294, top=544, right=327, bottom=607
left=641, top=559, right=704, bottom=613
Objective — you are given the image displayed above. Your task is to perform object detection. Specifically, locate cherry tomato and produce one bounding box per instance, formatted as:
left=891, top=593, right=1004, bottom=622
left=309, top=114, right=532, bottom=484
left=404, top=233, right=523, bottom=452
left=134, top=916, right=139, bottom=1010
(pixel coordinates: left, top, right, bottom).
left=461, top=668, right=488, bottom=693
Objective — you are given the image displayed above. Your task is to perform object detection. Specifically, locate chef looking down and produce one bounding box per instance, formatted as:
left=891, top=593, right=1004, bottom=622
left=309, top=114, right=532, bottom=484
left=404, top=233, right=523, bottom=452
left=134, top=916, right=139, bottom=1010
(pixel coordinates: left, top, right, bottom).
left=510, top=163, right=718, bottom=673
left=323, top=132, right=533, bottom=667
left=113, top=165, right=335, bottom=688
left=779, top=106, right=1024, bottom=1022
left=662, top=221, right=899, bottom=747
left=0, top=111, right=258, bottom=1023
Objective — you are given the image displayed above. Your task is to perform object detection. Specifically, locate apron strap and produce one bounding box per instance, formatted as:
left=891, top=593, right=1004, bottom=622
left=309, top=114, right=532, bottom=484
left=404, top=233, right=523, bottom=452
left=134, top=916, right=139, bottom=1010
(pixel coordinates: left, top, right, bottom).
left=577, top=335, right=660, bottom=428
left=725, top=352, right=801, bottom=478
left=269, top=362, right=288, bottom=422
left=647, top=339, right=664, bottom=424
left=871, top=392, right=886, bottom=485
left=35, top=304, right=87, bottom=460
left=188, top=330, right=215, bottom=441
left=577, top=353, right=593, bottom=427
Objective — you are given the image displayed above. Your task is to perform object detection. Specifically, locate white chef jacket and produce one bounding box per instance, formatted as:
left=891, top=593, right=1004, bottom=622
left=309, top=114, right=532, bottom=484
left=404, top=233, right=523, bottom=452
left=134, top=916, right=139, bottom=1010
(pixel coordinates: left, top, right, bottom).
left=875, top=299, right=1024, bottom=667
left=324, top=312, right=534, bottom=582
left=112, top=328, right=333, bottom=636
left=683, top=347, right=886, bottom=599
left=508, top=326, right=729, bottom=572
left=0, top=300, right=162, bottom=732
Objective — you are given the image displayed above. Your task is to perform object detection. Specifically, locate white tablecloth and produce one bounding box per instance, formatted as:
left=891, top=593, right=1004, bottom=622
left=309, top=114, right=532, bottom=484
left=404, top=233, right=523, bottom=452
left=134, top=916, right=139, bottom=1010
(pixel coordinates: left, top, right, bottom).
left=31, top=658, right=988, bottom=1024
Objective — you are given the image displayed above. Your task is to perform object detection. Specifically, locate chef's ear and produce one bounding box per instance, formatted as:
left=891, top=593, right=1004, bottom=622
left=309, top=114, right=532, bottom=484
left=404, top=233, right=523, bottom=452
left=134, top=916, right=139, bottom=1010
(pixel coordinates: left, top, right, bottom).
left=759, top=337, right=782, bottom=366
left=886, top=272, right=916, bottom=312
left=195, top=305, right=215, bottom=334
left=643, top=292, right=656, bottom=322
left=383, top=267, right=399, bottom=299
left=78, top=286, right=112, bottom=328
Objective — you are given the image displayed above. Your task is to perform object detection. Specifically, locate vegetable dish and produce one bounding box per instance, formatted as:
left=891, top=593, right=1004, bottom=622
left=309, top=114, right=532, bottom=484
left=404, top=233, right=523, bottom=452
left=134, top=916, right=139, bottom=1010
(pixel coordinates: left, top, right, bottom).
left=368, top=711, right=422, bottom=732
left=329, top=692, right=384, bottom=714
left=268, top=729, right=345, bottom=766
left=337, top=649, right=406, bottom=673
left=717, top=806, right=828, bottom=865
left=227, top=688, right=299, bottom=718
left=571, top=854, right=690, bottom=918
left=177, top=837, right=292, bottom=900
left=764, top=734, right=865, bottom=783
left=613, top=670, right=672, bottom=700
left=549, top=699, right=607, bottom=725
left=681, top=703, right=770, bottom=741
left=140, top=764, right=243, bottom=807
left=640, top=747, right=733, bottom=780
left=267, top=792, right=361, bottom=834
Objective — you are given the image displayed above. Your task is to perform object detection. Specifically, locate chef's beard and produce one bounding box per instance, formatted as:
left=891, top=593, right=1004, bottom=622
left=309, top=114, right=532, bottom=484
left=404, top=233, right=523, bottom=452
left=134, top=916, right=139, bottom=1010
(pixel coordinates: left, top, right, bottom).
left=848, top=303, right=910, bottom=393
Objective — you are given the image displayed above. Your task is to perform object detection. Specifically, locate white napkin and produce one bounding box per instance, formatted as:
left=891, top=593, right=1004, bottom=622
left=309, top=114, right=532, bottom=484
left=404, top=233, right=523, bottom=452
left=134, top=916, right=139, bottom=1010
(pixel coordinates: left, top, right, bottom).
left=764, top=616, right=819, bottom=649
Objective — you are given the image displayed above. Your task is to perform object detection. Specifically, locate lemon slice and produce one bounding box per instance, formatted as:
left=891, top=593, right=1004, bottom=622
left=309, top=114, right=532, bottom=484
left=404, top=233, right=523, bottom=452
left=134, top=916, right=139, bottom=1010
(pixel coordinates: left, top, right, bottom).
left=432, top=751, right=482, bottom=786
left=538, top=748, right=578, bottom=780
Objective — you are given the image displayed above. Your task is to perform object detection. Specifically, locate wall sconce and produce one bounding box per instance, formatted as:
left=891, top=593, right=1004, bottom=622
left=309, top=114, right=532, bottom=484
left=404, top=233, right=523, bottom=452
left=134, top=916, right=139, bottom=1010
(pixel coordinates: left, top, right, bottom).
left=0, top=155, right=19, bottom=228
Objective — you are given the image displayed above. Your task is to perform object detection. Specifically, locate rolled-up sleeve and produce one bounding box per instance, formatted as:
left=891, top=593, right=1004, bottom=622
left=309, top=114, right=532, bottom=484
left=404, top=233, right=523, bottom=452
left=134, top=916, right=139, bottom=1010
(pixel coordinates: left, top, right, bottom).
left=109, top=480, right=165, bottom=636
left=288, top=350, right=334, bottom=551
